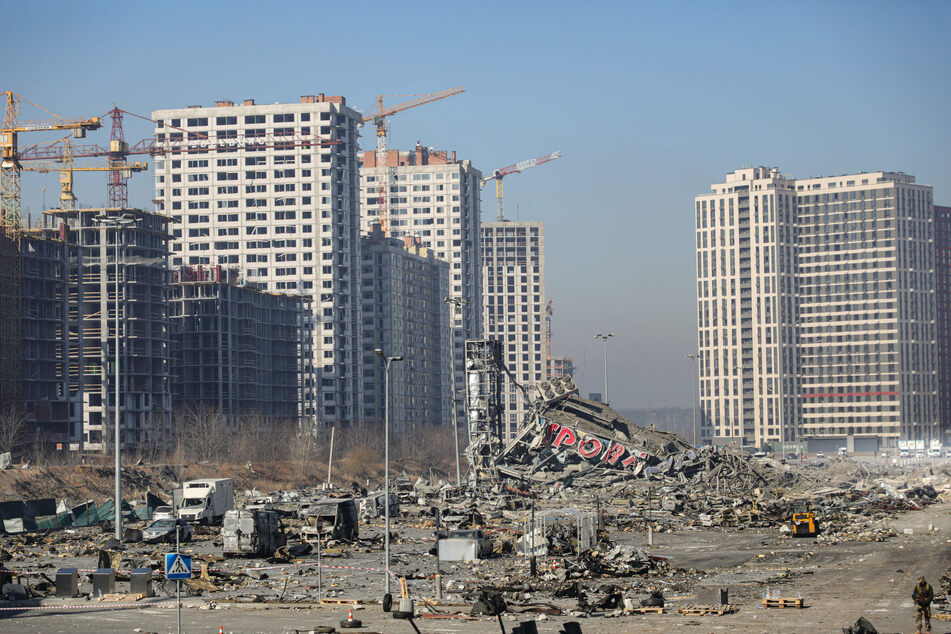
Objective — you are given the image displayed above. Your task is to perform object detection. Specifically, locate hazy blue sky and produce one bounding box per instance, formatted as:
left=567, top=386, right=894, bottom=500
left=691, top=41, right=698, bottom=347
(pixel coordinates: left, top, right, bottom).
left=7, top=1, right=950, bottom=408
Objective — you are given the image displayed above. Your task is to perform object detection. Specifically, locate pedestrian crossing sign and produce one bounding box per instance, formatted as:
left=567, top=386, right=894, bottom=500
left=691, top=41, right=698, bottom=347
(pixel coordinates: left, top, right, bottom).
left=165, top=553, right=192, bottom=579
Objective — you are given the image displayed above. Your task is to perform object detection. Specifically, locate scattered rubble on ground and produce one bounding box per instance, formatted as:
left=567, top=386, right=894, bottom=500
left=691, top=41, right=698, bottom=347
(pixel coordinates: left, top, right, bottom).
left=1, top=393, right=950, bottom=627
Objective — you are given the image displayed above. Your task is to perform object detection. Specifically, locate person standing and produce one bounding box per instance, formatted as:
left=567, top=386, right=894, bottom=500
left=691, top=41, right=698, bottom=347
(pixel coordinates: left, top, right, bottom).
left=913, top=576, right=934, bottom=634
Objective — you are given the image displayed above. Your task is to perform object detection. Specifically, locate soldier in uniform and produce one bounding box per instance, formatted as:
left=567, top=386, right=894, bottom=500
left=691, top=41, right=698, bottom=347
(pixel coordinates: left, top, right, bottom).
left=912, top=575, right=934, bottom=634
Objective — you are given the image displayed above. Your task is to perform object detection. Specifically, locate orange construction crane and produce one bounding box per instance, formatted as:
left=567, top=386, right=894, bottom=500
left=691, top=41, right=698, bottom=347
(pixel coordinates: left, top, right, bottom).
left=361, top=86, right=464, bottom=233
left=481, top=151, right=562, bottom=222
left=545, top=298, right=554, bottom=362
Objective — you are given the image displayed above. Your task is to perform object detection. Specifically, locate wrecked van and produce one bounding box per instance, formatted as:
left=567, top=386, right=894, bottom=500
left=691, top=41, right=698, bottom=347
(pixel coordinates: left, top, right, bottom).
left=301, top=497, right=358, bottom=542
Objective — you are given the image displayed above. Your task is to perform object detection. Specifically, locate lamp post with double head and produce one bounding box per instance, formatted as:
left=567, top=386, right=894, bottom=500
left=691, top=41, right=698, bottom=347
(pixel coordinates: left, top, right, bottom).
left=593, top=333, right=614, bottom=404
left=444, top=296, right=468, bottom=486
left=374, top=348, right=403, bottom=597
left=94, top=212, right=140, bottom=540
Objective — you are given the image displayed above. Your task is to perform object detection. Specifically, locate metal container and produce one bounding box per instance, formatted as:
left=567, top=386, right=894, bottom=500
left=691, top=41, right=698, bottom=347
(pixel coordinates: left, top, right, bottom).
left=130, top=568, right=153, bottom=597
left=55, top=568, right=79, bottom=597
left=92, top=568, right=115, bottom=596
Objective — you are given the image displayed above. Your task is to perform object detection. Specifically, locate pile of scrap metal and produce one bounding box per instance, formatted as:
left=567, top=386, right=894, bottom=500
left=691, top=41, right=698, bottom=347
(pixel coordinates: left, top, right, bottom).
left=488, top=389, right=801, bottom=495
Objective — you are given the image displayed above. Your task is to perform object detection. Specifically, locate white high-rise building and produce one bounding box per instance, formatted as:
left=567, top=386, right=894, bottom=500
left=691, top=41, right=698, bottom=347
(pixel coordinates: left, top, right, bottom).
left=359, top=144, right=482, bottom=423
left=695, top=167, right=937, bottom=450
left=481, top=221, right=546, bottom=439
left=153, top=95, right=363, bottom=425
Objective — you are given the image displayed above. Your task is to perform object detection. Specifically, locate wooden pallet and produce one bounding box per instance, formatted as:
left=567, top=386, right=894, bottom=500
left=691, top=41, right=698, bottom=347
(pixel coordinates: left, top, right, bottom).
left=625, top=606, right=665, bottom=614
left=762, top=597, right=804, bottom=609
left=98, top=593, right=145, bottom=602
left=678, top=604, right=737, bottom=616
left=318, top=598, right=373, bottom=605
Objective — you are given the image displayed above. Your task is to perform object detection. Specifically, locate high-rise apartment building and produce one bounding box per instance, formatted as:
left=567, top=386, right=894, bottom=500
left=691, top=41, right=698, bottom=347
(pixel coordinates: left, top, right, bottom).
left=935, top=205, right=951, bottom=439
left=153, top=95, right=363, bottom=425
left=481, top=221, right=546, bottom=438
left=359, top=225, right=449, bottom=428
left=360, top=143, right=482, bottom=424
left=170, top=265, right=312, bottom=423
left=695, top=167, right=937, bottom=450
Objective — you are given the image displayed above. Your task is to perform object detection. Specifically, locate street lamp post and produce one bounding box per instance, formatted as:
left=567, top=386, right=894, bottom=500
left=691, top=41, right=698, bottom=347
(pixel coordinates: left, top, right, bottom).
left=374, top=348, right=403, bottom=597
left=444, top=296, right=468, bottom=487
left=593, top=333, right=614, bottom=404
left=94, top=213, right=140, bottom=540
left=686, top=353, right=701, bottom=447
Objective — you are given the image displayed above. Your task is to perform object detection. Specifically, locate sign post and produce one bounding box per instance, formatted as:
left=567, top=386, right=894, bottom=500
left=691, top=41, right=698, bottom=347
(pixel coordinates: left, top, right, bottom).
left=166, top=530, right=192, bottom=634
left=316, top=519, right=322, bottom=602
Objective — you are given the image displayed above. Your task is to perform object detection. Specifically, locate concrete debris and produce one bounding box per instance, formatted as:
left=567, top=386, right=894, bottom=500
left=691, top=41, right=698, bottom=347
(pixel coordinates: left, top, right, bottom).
left=842, top=616, right=878, bottom=634
left=470, top=588, right=507, bottom=615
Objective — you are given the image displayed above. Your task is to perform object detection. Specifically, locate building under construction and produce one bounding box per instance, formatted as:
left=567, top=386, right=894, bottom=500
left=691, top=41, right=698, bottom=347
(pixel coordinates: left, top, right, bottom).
left=19, top=231, right=72, bottom=444
left=41, top=207, right=173, bottom=451
left=170, top=265, right=313, bottom=424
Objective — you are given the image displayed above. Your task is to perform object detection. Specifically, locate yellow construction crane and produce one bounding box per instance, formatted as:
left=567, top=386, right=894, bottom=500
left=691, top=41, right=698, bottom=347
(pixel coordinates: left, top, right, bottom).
left=1, top=91, right=101, bottom=231
left=361, top=86, right=464, bottom=234
left=481, top=151, right=562, bottom=222
left=0, top=91, right=100, bottom=410
left=19, top=139, right=147, bottom=211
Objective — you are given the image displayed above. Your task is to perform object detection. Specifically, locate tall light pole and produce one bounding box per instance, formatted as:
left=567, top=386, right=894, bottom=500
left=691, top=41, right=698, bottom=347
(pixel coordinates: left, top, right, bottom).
left=94, top=212, right=139, bottom=540
left=686, top=353, right=701, bottom=447
left=374, top=348, right=402, bottom=597
left=593, top=333, right=614, bottom=404
left=444, top=296, right=468, bottom=486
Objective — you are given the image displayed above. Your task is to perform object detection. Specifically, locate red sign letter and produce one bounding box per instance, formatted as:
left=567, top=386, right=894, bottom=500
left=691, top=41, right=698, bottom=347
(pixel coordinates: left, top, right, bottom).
left=552, top=426, right=577, bottom=449
left=603, top=443, right=627, bottom=465
left=578, top=437, right=603, bottom=459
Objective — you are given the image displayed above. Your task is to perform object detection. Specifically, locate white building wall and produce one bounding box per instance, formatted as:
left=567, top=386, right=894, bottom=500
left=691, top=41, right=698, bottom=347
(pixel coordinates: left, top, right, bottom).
left=481, top=221, right=546, bottom=439
left=152, top=97, right=362, bottom=425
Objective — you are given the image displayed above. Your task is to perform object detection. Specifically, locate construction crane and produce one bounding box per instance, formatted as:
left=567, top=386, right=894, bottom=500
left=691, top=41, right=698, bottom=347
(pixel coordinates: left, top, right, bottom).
left=545, top=299, right=554, bottom=363
left=361, top=86, right=464, bottom=234
left=19, top=139, right=147, bottom=211
left=19, top=107, right=340, bottom=207
left=0, top=91, right=101, bottom=411
left=1, top=91, right=101, bottom=231
left=481, top=151, right=562, bottom=222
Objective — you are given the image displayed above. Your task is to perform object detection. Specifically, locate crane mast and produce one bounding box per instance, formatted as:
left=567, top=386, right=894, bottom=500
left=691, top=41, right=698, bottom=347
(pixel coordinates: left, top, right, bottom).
left=362, top=86, right=464, bottom=234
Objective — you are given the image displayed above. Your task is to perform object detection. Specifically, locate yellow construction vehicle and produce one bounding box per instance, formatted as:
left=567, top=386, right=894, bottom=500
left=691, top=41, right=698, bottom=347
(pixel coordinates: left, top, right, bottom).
left=791, top=507, right=819, bottom=537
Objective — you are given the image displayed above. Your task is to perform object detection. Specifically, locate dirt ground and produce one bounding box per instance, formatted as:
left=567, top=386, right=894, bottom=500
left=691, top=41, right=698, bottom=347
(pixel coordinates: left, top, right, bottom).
left=1, top=499, right=950, bottom=633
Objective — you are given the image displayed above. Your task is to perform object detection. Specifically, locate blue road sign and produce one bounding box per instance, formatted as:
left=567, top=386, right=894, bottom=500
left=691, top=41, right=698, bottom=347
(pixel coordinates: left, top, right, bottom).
left=165, top=553, right=192, bottom=580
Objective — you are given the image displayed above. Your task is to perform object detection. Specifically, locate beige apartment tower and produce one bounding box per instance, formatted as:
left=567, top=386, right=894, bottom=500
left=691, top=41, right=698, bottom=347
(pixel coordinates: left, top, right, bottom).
left=695, top=167, right=937, bottom=450
left=481, top=220, right=547, bottom=439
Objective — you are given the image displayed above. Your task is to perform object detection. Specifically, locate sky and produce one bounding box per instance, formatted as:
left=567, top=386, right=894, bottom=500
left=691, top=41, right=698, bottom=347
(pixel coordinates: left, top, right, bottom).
left=6, top=1, right=951, bottom=409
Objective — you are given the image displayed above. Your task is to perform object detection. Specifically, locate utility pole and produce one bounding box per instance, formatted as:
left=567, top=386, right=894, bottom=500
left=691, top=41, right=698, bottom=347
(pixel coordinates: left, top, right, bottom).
left=374, top=348, right=403, bottom=597
left=95, top=212, right=139, bottom=540
left=593, top=333, right=614, bottom=404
